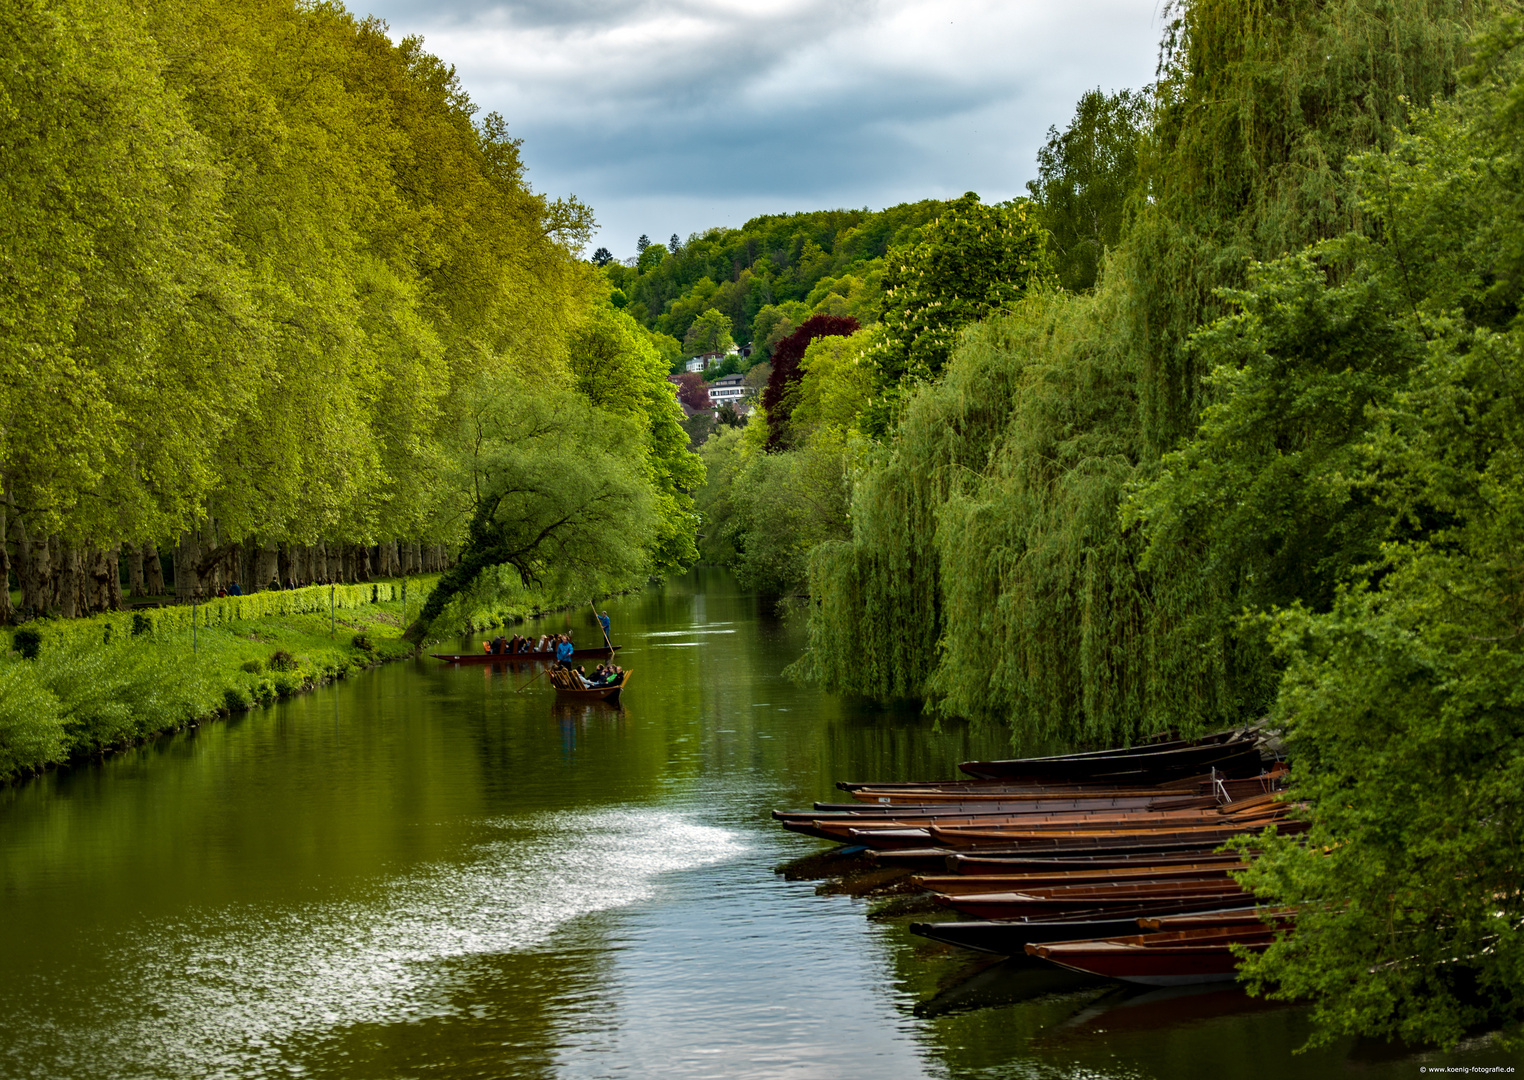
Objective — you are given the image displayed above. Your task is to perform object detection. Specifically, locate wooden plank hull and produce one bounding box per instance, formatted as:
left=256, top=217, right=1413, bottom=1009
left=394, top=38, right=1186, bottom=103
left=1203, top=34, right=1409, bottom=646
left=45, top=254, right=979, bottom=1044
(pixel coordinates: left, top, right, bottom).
left=959, top=739, right=1263, bottom=783
left=914, top=862, right=1242, bottom=895
left=935, top=882, right=1247, bottom=920
left=553, top=670, right=633, bottom=701
left=1029, top=928, right=1276, bottom=986
left=909, top=900, right=1266, bottom=956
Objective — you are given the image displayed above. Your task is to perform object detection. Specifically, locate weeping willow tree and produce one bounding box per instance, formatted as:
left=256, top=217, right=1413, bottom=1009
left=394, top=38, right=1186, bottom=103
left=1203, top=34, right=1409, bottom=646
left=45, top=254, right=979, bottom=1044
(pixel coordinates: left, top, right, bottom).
left=1125, top=0, right=1483, bottom=454
left=796, top=0, right=1493, bottom=745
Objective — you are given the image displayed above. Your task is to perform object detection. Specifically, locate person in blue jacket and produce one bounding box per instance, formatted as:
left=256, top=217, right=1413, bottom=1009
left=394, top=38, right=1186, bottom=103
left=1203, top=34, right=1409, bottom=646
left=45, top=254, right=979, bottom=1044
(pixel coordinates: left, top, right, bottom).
left=598, top=610, right=611, bottom=640
left=555, top=634, right=575, bottom=669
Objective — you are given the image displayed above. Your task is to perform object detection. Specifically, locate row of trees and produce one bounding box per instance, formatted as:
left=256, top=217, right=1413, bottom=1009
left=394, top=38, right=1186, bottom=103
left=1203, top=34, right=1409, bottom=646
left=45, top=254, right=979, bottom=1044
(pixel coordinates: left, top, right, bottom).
left=1, top=0, right=700, bottom=629
left=695, top=0, right=1522, bottom=1048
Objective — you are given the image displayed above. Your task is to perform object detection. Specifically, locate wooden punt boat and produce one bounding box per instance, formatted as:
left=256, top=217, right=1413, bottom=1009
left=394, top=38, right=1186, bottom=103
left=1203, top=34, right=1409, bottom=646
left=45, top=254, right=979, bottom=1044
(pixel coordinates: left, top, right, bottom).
left=1140, top=906, right=1296, bottom=931
left=935, top=881, right=1247, bottom=920
left=909, top=900, right=1263, bottom=955
left=550, top=669, right=632, bottom=701
left=776, top=804, right=1228, bottom=843
left=838, top=774, right=1207, bottom=797
left=946, top=850, right=1247, bottom=875
left=958, top=738, right=1263, bottom=783
left=812, top=794, right=1167, bottom=813
left=912, top=861, right=1242, bottom=895
left=1027, top=926, right=1278, bottom=986
left=926, top=815, right=1304, bottom=850
left=870, top=838, right=1242, bottom=870
left=431, top=644, right=622, bottom=664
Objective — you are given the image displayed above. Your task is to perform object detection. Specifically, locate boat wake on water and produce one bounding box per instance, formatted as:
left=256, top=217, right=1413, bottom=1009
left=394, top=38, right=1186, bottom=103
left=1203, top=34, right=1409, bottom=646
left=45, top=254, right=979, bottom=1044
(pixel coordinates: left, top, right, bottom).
left=7, top=808, right=747, bottom=1080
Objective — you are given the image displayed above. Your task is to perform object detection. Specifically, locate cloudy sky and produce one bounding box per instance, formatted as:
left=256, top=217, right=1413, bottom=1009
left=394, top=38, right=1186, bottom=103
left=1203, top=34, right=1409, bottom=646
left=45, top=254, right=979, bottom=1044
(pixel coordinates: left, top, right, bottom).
left=358, top=0, right=1165, bottom=260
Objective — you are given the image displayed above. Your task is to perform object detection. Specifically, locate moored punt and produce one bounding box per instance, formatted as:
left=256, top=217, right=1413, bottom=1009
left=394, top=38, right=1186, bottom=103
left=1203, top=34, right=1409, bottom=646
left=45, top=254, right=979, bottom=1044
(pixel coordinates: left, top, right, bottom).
left=1140, top=906, right=1297, bottom=931
left=1027, top=927, right=1279, bottom=986
left=908, top=900, right=1264, bottom=955
left=777, top=804, right=1238, bottom=843
left=780, top=789, right=1289, bottom=839
left=912, top=861, right=1242, bottom=895
left=809, top=794, right=1167, bottom=813
left=945, top=849, right=1247, bottom=875
left=550, top=669, right=632, bottom=701
left=926, top=815, right=1304, bottom=850
left=958, top=738, right=1264, bottom=783
left=933, top=881, right=1248, bottom=920
left=870, top=837, right=1245, bottom=869
left=431, top=644, right=622, bottom=664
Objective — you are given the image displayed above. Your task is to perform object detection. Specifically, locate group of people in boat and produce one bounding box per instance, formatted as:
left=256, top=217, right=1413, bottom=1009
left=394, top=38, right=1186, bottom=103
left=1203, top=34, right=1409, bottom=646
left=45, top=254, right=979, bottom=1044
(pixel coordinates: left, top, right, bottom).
left=555, top=662, right=625, bottom=690
left=482, top=631, right=573, bottom=657
left=482, top=612, right=614, bottom=660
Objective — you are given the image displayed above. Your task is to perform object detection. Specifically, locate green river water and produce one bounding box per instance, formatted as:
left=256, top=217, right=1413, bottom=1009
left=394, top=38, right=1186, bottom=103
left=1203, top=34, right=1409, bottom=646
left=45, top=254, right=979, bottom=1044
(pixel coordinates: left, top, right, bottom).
left=0, top=568, right=1516, bottom=1078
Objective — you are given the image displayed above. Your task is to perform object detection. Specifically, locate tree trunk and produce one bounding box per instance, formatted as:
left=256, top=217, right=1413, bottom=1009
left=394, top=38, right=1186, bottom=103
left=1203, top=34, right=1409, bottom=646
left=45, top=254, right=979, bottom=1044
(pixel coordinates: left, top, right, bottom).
left=176, top=530, right=202, bottom=600
left=16, top=522, right=47, bottom=616
left=58, top=547, right=80, bottom=619
left=0, top=503, right=10, bottom=625
left=143, top=542, right=165, bottom=595
left=83, top=548, right=105, bottom=613
left=0, top=505, right=11, bottom=626
left=255, top=545, right=278, bottom=593
left=126, top=544, right=145, bottom=597
left=104, top=546, right=124, bottom=612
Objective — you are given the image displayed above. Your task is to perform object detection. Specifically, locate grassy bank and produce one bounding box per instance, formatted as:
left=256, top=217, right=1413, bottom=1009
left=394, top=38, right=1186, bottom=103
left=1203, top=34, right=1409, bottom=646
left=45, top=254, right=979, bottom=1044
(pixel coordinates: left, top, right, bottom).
left=0, top=572, right=630, bottom=784
left=0, top=578, right=441, bottom=783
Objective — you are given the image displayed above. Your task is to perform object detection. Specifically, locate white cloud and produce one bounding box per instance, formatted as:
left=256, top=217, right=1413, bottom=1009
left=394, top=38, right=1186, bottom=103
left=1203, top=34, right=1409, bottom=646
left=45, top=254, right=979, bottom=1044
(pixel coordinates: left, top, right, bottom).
left=358, top=0, right=1164, bottom=256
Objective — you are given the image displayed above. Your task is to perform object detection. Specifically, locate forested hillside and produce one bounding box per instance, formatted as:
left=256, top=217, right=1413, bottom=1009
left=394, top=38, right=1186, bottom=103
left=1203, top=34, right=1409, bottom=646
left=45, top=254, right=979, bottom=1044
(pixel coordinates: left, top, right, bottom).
left=0, top=0, right=698, bottom=631
left=597, top=201, right=952, bottom=364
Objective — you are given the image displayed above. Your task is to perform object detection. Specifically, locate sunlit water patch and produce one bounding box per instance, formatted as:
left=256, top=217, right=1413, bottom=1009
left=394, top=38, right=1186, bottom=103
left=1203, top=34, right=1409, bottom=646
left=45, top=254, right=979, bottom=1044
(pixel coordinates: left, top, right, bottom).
left=3, top=808, right=746, bottom=1080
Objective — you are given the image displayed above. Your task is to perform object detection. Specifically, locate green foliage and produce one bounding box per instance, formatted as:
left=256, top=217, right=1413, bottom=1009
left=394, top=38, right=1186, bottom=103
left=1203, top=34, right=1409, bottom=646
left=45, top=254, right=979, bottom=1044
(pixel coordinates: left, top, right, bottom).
left=410, top=370, right=657, bottom=638
left=787, top=330, right=876, bottom=439
left=568, top=307, right=704, bottom=572
left=0, top=661, right=65, bottom=779
left=637, top=243, right=669, bottom=273
left=1122, top=0, right=1481, bottom=455
left=1027, top=88, right=1149, bottom=292
left=862, top=193, right=1054, bottom=433
left=682, top=309, right=735, bottom=357
left=1205, top=19, right=1524, bottom=1047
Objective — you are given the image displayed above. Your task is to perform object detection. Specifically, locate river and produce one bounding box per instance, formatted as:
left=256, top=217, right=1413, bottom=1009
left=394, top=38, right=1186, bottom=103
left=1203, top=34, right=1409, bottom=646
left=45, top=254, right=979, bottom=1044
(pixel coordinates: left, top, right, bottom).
left=0, top=568, right=1514, bottom=1078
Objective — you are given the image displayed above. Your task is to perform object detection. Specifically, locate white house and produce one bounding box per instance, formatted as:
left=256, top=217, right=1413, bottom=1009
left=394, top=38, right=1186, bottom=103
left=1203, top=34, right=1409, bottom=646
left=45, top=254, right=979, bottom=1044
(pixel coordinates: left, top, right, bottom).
left=707, top=373, right=750, bottom=408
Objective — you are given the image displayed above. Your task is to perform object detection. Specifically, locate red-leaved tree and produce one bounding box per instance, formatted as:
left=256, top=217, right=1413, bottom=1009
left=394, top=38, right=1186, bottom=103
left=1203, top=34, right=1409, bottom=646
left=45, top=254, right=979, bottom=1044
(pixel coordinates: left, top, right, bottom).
left=762, top=314, right=859, bottom=451
left=674, top=372, right=711, bottom=411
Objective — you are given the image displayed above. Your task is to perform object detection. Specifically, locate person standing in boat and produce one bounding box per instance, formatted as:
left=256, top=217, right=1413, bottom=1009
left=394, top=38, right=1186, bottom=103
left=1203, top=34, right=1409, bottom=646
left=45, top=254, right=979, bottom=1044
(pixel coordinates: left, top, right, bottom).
left=598, top=610, right=611, bottom=641
left=555, top=634, right=575, bottom=669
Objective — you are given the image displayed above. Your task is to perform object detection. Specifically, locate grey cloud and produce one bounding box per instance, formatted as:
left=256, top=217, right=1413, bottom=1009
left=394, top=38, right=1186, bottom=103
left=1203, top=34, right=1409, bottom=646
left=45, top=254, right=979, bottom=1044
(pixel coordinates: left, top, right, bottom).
left=358, top=0, right=1162, bottom=252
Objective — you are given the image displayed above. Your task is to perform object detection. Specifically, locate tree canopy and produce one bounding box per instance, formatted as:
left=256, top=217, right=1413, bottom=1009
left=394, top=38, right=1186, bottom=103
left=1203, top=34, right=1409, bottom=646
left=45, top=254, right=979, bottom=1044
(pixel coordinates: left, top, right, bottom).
left=0, top=0, right=699, bottom=628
